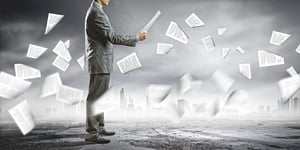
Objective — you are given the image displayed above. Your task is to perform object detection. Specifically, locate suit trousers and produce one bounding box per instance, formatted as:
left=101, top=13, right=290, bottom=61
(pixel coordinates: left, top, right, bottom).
left=86, top=73, right=110, bottom=134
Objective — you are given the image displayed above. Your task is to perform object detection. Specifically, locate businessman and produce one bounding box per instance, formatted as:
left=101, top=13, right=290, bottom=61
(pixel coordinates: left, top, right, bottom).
left=84, top=0, right=147, bottom=144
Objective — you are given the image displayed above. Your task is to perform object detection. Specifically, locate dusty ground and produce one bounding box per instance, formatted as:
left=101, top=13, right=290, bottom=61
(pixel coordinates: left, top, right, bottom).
left=1, top=119, right=300, bottom=150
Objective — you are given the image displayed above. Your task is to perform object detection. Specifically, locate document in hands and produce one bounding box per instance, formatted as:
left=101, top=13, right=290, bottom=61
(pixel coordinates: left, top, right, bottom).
left=165, top=21, right=189, bottom=44
left=239, top=63, right=252, bottom=79
left=147, top=84, right=172, bottom=104
left=117, top=52, right=142, bottom=74
left=40, top=73, right=62, bottom=98
left=56, top=85, right=84, bottom=105
left=141, top=10, right=161, bottom=32
left=286, top=66, right=298, bottom=78
left=222, top=48, right=231, bottom=60
left=278, top=76, right=300, bottom=102
left=26, top=44, right=48, bottom=59
left=185, top=13, right=205, bottom=28
left=201, top=35, right=215, bottom=51
left=8, top=100, right=36, bottom=135
left=0, top=72, right=32, bottom=99
left=212, top=70, right=235, bottom=92
left=270, top=31, right=290, bottom=46
left=14, top=64, right=41, bottom=80
left=157, top=43, right=173, bottom=55
left=53, top=40, right=72, bottom=62
left=45, top=13, right=64, bottom=35
left=52, top=56, right=70, bottom=72
left=257, top=50, right=284, bottom=67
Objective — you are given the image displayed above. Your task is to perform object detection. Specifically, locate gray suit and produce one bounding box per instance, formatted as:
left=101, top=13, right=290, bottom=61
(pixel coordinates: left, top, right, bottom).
left=85, top=1, right=138, bottom=133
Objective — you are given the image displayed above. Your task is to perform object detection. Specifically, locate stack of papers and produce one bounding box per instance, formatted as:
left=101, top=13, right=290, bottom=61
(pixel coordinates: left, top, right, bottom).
left=0, top=72, right=32, bottom=99
left=52, top=56, right=70, bottom=71
left=40, top=73, right=62, bottom=98
left=270, top=31, right=290, bottom=46
left=157, top=43, right=173, bottom=55
left=239, top=63, right=252, bottom=79
left=8, top=100, right=36, bottom=135
left=26, top=44, right=48, bottom=59
left=117, top=52, right=142, bottom=74
left=185, top=13, right=205, bottom=28
left=257, top=50, right=284, bottom=67
left=45, top=13, right=64, bottom=35
left=52, top=40, right=72, bottom=62
left=14, top=64, right=41, bottom=80
left=165, top=21, right=189, bottom=44
left=201, top=35, right=215, bottom=51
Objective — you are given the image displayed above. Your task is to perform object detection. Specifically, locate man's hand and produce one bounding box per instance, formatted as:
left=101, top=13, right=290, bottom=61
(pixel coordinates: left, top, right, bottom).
left=137, top=32, right=147, bottom=41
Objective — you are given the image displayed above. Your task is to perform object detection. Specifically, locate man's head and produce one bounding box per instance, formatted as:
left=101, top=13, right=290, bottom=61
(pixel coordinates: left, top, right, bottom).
left=97, top=0, right=110, bottom=6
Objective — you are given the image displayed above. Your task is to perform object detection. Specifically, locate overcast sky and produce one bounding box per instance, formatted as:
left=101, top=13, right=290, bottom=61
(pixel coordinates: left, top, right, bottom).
left=1, top=0, right=300, bottom=115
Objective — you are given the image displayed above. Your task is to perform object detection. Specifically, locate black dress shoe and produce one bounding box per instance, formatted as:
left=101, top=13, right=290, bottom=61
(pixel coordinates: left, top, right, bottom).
left=85, top=135, right=110, bottom=144
left=98, top=128, right=115, bottom=136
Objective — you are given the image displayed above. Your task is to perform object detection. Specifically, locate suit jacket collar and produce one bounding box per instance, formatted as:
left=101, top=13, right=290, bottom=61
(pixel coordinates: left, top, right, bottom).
left=94, top=1, right=103, bottom=10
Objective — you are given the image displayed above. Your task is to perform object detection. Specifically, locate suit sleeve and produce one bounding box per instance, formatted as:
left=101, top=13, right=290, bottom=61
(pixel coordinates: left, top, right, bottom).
left=94, top=11, right=138, bottom=47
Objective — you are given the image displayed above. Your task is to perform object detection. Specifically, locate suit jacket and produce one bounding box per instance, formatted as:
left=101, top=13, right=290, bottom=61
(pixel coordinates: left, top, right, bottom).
left=85, top=1, right=138, bottom=74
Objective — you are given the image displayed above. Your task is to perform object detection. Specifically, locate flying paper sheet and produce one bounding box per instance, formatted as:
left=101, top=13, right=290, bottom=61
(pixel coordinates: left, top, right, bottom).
left=157, top=43, right=173, bottom=55
left=178, top=73, right=193, bottom=94
left=185, top=13, right=205, bottom=28
left=64, top=40, right=70, bottom=49
left=141, top=10, right=161, bottom=32
left=239, top=63, right=252, bottom=79
left=52, top=56, right=70, bottom=72
left=0, top=72, right=32, bottom=99
left=222, top=48, right=231, bottom=59
left=8, top=100, right=35, bottom=135
left=40, top=73, right=62, bottom=98
left=26, top=44, right=48, bottom=59
left=117, top=52, right=142, bottom=74
left=257, top=50, right=284, bottom=67
left=147, top=84, right=172, bottom=104
left=212, top=70, right=235, bottom=92
left=53, top=40, right=72, bottom=62
left=77, top=55, right=85, bottom=71
left=45, top=13, right=64, bottom=35
left=236, top=46, right=245, bottom=54
left=56, top=85, right=84, bottom=105
left=93, top=88, right=117, bottom=115
left=14, top=64, right=41, bottom=80
left=278, top=76, right=300, bottom=102
left=295, top=44, right=300, bottom=54
left=201, top=35, right=215, bottom=51
left=165, top=21, right=189, bottom=44
left=286, top=66, right=298, bottom=78
left=270, top=31, right=290, bottom=46
left=218, top=27, right=227, bottom=35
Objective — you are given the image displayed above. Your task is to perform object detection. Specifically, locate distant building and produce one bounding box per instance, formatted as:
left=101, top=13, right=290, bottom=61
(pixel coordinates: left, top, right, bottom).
left=290, top=97, right=300, bottom=112
left=128, top=96, right=134, bottom=110
left=120, top=88, right=127, bottom=110
left=278, top=98, right=289, bottom=112
left=146, top=95, right=151, bottom=110
left=177, top=99, right=187, bottom=117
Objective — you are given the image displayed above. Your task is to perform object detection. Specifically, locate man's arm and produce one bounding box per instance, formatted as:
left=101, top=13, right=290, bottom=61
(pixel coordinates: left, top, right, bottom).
left=94, top=11, right=146, bottom=46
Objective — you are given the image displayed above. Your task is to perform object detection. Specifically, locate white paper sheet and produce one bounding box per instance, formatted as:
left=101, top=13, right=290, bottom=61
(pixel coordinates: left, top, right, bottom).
left=117, top=52, right=142, bottom=74
left=257, top=50, right=284, bottom=67
left=165, top=21, right=189, bottom=44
